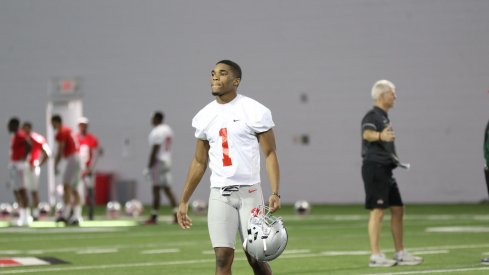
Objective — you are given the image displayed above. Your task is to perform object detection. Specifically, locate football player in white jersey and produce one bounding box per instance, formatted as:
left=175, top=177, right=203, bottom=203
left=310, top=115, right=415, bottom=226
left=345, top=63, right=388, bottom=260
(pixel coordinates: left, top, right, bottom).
left=145, top=111, right=178, bottom=224
left=177, top=60, right=281, bottom=275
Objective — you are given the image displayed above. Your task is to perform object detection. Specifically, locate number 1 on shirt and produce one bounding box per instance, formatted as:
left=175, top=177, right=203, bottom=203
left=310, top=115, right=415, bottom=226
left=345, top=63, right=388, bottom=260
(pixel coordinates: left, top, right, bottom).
left=219, top=128, right=233, bottom=166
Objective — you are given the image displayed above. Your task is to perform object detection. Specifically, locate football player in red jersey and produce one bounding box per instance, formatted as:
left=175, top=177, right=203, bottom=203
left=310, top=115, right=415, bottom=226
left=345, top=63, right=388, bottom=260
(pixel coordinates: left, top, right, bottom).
left=76, top=117, right=102, bottom=220
left=7, top=117, right=31, bottom=226
left=51, top=115, right=82, bottom=225
left=22, top=122, right=51, bottom=221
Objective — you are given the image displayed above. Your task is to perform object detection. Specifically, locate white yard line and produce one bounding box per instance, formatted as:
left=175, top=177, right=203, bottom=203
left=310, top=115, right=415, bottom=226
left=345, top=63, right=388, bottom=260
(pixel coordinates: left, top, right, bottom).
left=201, top=250, right=215, bottom=255
left=364, top=266, right=489, bottom=275
left=0, top=241, right=201, bottom=255
left=141, top=249, right=180, bottom=254
left=426, top=226, right=489, bottom=233
left=0, top=228, right=126, bottom=234
left=76, top=248, right=119, bottom=254
left=280, top=214, right=489, bottom=221
left=0, top=259, right=216, bottom=274
left=410, top=250, right=449, bottom=255
left=282, top=249, right=312, bottom=254
left=321, top=250, right=371, bottom=256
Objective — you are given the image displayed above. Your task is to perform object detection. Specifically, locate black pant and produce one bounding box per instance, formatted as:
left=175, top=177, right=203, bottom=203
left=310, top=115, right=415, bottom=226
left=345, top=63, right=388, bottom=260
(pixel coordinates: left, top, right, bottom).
left=485, top=167, right=489, bottom=198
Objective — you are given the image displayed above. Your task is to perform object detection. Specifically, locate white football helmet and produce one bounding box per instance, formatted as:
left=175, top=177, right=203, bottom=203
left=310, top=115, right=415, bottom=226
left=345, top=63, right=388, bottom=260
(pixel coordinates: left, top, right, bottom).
left=106, top=201, right=121, bottom=219
left=243, top=206, right=288, bottom=262
left=0, top=203, right=12, bottom=219
left=124, top=199, right=143, bottom=217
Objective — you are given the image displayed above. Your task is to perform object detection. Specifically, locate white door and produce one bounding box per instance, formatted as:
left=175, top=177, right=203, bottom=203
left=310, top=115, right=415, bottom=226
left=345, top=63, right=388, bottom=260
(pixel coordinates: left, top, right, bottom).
left=46, top=99, right=83, bottom=206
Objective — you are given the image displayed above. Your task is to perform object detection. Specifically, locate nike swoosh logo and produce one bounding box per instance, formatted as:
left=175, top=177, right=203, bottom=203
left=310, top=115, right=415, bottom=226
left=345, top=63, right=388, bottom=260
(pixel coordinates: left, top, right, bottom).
left=248, top=189, right=257, bottom=193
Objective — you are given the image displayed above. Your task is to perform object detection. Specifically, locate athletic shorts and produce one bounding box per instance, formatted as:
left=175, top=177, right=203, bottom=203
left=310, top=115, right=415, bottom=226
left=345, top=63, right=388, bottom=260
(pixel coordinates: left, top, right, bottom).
left=24, top=164, right=41, bottom=191
left=207, top=183, right=264, bottom=249
left=63, top=154, right=81, bottom=187
left=8, top=161, right=25, bottom=189
left=362, top=162, right=403, bottom=209
left=150, top=161, right=172, bottom=187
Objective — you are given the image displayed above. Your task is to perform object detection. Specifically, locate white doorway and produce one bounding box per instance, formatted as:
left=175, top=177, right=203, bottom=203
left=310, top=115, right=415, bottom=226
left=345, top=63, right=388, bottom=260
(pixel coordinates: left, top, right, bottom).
left=45, top=78, right=83, bottom=206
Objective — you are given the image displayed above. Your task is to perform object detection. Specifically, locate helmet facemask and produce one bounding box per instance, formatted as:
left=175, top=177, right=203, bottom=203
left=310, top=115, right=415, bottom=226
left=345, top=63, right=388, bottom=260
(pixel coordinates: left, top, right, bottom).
left=243, top=206, right=288, bottom=262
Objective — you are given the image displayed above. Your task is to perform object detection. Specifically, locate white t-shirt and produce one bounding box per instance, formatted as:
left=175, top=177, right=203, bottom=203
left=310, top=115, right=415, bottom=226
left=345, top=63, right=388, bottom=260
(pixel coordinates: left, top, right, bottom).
left=192, top=94, right=274, bottom=188
left=148, top=124, right=173, bottom=165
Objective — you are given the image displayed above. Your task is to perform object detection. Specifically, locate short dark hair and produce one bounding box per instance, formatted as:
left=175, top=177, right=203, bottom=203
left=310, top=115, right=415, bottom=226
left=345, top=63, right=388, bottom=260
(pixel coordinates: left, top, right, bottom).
left=154, top=111, right=164, bottom=122
left=51, top=114, right=62, bottom=123
left=22, top=121, right=32, bottom=129
left=8, top=117, right=20, bottom=128
left=216, top=60, right=242, bottom=79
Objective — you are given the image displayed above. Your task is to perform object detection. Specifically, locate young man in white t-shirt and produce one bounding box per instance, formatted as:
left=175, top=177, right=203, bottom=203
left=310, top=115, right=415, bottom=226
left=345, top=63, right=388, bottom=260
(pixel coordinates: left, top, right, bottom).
left=145, top=111, right=178, bottom=224
left=177, top=60, right=281, bottom=275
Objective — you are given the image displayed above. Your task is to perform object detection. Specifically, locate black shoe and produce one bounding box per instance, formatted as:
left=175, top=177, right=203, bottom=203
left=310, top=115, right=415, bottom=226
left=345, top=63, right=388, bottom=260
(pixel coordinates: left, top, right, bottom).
left=144, top=217, right=157, bottom=225
left=68, top=219, right=80, bottom=226
left=55, top=217, right=67, bottom=223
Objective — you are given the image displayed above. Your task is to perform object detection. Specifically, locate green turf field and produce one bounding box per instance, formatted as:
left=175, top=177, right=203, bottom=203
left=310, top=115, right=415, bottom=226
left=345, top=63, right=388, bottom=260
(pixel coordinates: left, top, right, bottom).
left=1, top=204, right=489, bottom=274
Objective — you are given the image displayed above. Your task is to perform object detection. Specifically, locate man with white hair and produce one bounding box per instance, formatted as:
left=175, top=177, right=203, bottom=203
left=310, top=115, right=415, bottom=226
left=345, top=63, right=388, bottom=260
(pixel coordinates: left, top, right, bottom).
left=361, top=80, right=422, bottom=267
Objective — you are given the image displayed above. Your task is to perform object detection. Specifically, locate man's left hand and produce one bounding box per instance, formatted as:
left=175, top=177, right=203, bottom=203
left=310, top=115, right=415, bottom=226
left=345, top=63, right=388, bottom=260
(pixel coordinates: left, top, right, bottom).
left=268, top=194, right=281, bottom=213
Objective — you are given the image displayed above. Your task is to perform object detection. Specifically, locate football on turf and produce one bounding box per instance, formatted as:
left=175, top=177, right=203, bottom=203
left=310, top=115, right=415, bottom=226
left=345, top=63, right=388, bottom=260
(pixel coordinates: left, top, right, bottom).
left=106, top=201, right=121, bottom=219
left=37, top=202, right=52, bottom=219
left=294, top=200, right=311, bottom=216
left=0, top=203, right=12, bottom=220
left=191, top=199, right=208, bottom=216
left=125, top=199, right=143, bottom=217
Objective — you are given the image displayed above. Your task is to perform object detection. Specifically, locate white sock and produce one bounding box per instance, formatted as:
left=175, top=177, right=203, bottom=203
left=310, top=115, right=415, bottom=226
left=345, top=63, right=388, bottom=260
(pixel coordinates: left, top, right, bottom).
left=74, top=205, right=82, bottom=220
left=395, top=250, right=404, bottom=257
left=63, top=205, right=72, bottom=219
left=24, top=208, right=32, bottom=222
left=371, top=253, right=385, bottom=259
left=19, top=208, right=26, bottom=221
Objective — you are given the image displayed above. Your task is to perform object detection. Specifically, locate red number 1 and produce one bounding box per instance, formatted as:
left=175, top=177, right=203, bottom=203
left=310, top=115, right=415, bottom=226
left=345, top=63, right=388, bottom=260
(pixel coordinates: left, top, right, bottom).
left=219, top=128, right=232, bottom=166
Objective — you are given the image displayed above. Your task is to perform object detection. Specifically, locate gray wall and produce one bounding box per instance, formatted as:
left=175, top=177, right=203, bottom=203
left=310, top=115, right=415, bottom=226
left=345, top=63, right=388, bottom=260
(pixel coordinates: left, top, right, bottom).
left=1, top=0, right=488, bottom=204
